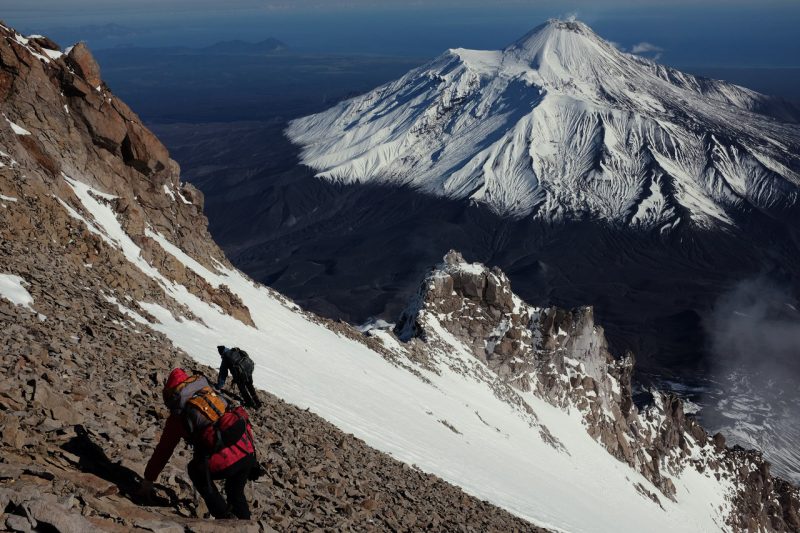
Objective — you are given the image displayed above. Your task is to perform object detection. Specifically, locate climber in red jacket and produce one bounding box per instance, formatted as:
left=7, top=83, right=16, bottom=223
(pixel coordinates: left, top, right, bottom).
left=136, top=368, right=256, bottom=519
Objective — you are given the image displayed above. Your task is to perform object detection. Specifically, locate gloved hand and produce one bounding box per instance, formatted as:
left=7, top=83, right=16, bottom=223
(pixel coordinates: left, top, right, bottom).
left=135, top=479, right=154, bottom=504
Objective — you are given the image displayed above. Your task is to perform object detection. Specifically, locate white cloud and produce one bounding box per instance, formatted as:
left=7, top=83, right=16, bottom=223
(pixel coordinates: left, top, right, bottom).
left=631, top=41, right=664, bottom=54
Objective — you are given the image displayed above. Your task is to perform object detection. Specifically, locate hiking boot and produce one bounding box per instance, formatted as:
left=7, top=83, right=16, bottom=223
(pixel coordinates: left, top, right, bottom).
left=218, top=504, right=235, bottom=520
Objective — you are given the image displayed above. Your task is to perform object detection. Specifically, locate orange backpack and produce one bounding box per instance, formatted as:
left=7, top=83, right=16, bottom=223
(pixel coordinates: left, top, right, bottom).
left=165, top=375, right=228, bottom=436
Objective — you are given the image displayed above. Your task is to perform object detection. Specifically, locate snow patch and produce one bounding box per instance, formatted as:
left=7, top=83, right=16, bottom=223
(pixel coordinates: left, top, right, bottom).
left=451, top=262, right=485, bottom=275
left=682, top=399, right=702, bottom=415
left=0, top=274, right=35, bottom=312
left=43, top=48, right=63, bottom=60
left=0, top=150, right=19, bottom=167
left=4, top=115, right=31, bottom=136
left=357, top=318, right=394, bottom=333
left=104, top=294, right=150, bottom=325
left=11, top=34, right=52, bottom=63
left=162, top=184, right=176, bottom=201
left=177, top=189, right=192, bottom=204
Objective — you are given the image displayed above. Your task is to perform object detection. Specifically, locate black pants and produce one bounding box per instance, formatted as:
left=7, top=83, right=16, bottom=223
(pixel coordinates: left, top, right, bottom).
left=187, top=453, right=255, bottom=519
left=234, top=373, right=261, bottom=408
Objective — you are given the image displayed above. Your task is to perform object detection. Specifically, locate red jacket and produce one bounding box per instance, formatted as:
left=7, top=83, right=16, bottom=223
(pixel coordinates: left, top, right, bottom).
left=144, top=412, right=256, bottom=482
left=144, top=413, right=188, bottom=482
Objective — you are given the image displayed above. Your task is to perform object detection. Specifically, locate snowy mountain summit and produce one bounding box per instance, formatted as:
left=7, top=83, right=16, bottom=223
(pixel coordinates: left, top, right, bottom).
left=288, top=19, right=800, bottom=226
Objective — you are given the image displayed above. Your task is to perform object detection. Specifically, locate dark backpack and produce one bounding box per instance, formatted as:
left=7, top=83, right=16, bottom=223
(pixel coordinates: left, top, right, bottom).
left=226, top=347, right=255, bottom=378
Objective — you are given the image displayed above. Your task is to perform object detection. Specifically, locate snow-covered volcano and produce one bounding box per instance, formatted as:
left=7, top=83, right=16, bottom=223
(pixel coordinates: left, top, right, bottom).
left=287, top=19, right=800, bottom=226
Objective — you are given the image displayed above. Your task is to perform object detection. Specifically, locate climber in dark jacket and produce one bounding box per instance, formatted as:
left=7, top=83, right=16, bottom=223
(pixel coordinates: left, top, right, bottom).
left=216, top=345, right=262, bottom=409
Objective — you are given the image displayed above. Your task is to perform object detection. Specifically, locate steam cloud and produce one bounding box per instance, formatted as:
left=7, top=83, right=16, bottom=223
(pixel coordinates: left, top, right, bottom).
left=630, top=41, right=664, bottom=60
left=630, top=41, right=664, bottom=54
left=704, top=277, right=800, bottom=482
left=709, top=278, right=800, bottom=379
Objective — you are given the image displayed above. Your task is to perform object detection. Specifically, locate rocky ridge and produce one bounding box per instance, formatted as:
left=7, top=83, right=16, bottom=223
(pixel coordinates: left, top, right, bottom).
left=0, top=21, right=540, bottom=532
left=389, top=250, right=800, bottom=531
left=0, top=21, right=248, bottom=323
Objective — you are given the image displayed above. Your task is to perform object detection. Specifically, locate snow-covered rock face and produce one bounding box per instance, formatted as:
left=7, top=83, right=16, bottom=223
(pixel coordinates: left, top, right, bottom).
left=395, top=251, right=688, bottom=497
left=389, top=250, right=800, bottom=531
left=287, top=19, right=800, bottom=226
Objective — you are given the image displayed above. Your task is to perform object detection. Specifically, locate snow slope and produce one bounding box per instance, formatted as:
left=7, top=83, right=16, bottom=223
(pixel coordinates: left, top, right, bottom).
left=287, top=19, right=800, bottom=227
left=57, top=172, right=736, bottom=532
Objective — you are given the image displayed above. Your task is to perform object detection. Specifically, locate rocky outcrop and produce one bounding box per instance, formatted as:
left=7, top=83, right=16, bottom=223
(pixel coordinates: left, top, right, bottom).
left=393, top=250, right=800, bottom=531
left=0, top=20, right=250, bottom=324
left=65, top=42, right=101, bottom=87
left=0, top=22, right=542, bottom=532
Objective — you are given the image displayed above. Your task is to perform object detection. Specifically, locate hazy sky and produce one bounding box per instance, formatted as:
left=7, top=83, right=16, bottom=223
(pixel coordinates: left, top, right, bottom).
left=4, top=0, right=799, bottom=67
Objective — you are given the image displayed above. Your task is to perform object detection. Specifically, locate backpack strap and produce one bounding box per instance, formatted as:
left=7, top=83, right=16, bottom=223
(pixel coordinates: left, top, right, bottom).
left=182, top=382, right=226, bottom=437
left=233, top=429, right=254, bottom=456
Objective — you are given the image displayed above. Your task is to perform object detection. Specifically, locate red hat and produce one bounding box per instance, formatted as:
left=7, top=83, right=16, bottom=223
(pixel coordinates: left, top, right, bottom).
left=165, top=368, right=189, bottom=390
